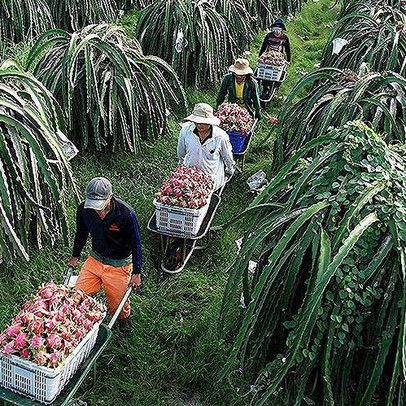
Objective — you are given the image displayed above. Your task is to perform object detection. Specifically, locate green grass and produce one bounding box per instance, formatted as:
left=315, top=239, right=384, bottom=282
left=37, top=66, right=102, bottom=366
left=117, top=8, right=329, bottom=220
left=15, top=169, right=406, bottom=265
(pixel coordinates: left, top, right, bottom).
left=0, top=1, right=338, bottom=405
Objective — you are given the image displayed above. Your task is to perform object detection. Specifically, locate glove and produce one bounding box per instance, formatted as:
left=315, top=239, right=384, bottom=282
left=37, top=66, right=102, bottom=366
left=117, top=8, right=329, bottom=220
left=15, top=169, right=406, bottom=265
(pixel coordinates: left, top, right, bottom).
left=225, top=166, right=235, bottom=177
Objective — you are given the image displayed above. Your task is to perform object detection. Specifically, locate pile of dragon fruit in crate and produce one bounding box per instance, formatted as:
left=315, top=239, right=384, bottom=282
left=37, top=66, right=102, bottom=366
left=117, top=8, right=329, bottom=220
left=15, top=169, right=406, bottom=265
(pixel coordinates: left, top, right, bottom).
left=155, top=165, right=214, bottom=209
left=0, top=282, right=106, bottom=368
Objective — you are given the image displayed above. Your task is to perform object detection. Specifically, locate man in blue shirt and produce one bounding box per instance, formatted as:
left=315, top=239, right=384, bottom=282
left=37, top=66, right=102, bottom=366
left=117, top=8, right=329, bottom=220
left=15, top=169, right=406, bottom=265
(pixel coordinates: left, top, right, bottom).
left=67, top=177, right=142, bottom=329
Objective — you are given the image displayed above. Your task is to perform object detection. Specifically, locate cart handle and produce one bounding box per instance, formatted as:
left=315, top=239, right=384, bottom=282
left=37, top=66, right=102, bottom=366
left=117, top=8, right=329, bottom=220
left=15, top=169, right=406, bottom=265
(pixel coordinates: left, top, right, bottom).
left=252, top=118, right=259, bottom=133
left=108, top=286, right=134, bottom=329
left=64, top=266, right=75, bottom=285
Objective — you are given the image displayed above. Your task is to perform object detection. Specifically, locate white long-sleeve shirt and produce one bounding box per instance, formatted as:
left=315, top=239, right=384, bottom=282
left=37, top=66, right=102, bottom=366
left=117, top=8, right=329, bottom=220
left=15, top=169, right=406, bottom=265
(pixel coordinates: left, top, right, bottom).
left=177, top=122, right=235, bottom=190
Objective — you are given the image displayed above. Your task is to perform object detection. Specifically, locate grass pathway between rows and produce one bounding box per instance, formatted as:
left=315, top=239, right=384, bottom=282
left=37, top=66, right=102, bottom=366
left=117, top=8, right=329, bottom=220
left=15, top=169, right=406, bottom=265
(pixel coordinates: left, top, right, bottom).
left=0, top=1, right=337, bottom=404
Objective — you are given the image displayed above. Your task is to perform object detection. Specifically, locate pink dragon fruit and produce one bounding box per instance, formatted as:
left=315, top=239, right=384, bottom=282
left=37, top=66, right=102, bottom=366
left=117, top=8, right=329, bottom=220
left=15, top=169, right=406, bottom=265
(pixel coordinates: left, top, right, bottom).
left=45, top=318, right=57, bottom=333
left=38, top=282, right=58, bottom=299
left=5, top=323, right=22, bottom=338
left=0, top=333, right=7, bottom=345
left=84, top=320, right=94, bottom=331
left=20, top=349, right=31, bottom=359
left=58, top=325, right=72, bottom=341
left=73, top=327, right=86, bottom=340
left=47, top=351, right=63, bottom=368
left=13, top=332, right=28, bottom=350
left=28, top=318, right=45, bottom=335
left=2, top=341, right=15, bottom=355
left=52, top=310, right=65, bottom=322
left=47, top=334, right=62, bottom=349
left=1, top=282, right=106, bottom=368
left=155, top=165, right=213, bottom=209
left=34, top=349, right=48, bottom=366
left=63, top=340, right=73, bottom=354
left=19, top=312, right=35, bottom=324
left=30, top=335, right=45, bottom=350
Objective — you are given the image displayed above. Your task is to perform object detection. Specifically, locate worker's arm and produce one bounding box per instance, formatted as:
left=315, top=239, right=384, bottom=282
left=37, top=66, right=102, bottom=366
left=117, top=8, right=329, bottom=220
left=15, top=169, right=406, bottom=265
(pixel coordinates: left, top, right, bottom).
left=177, top=126, right=187, bottom=164
left=220, top=135, right=235, bottom=175
left=216, top=76, right=229, bottom=108
left=68, top=204, right=89, bottom=269
left=252, top=79, right=262, bottom=120
left=285, top=36, right=291, bottom=62
left=258, top=34, right=269, bottom=57
left=127, top=211, right=142, bottom=287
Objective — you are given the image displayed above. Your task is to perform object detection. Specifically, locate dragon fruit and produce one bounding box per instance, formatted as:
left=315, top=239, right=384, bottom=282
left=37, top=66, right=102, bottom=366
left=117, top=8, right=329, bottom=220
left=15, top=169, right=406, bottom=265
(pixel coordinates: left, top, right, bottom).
left=34, top=349, right=48, bottom=366
left=47, top=351, right=62, bottom=368
left=0, top=281, right=106, bottom=368
left=45, top=318, right=57, bottom=333
left=30, top=335, right=45, bottom=350
left=5, top=323, right=22, bottom=338
left=20, top=349, right=31, bottom=359
left=2, top=341, right=14, bottom=355
left=257, top=49, right=287, bottom=66
left=47, top=334, right=62, bottom=350
left=28, top=318, right=45, bottom=335
left=215, top=103, right=253, bottom=134
left=155, top=165, right=214, bottom=209
left=13, top=332, right=28, bottom=350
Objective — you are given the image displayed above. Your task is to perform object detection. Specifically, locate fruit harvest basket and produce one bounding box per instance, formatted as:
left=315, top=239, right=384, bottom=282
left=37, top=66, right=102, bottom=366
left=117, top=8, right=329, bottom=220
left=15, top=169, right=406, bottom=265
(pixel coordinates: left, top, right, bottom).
left=154, top=165, right=214, bottom=237
left=215, top=103, right=253, bottom=154
left=256, top=63, right=286, bottom=81
left=154, top=195, right=212, bottom=237
left=256, top=49, right=287, bottom=81
left=227, top=131, right=249, bottom=153
left=0, top=282, right=107, bottom=405
left=0, top=320, right=103, bottom=404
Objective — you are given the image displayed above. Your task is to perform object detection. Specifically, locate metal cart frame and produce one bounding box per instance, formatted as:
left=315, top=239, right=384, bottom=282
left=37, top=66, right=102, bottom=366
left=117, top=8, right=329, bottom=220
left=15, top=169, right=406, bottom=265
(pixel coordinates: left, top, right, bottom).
left=147, top=177, right=231, bottom=274
left=254, top=67, right=287, bottom=108
left=233, top=119, right=258, bottom=173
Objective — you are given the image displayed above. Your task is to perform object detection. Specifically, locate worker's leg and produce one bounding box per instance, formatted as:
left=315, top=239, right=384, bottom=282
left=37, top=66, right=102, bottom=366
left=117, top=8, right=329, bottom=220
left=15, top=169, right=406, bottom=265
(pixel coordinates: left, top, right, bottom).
left=102, top=264, right=132, bottom=319
left=75, top=255, right=103, bottom=295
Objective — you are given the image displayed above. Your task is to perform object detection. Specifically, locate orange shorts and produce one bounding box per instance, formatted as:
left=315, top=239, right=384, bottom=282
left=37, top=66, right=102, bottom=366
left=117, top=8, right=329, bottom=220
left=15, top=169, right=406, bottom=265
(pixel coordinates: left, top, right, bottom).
left=75, top=255, right=132, bottom=319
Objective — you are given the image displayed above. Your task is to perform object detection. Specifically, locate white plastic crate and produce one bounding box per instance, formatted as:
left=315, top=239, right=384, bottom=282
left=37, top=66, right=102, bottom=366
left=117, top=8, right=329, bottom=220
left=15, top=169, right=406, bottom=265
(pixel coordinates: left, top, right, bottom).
left=0, top=318, right=104, bottom=404
left=256, top=63, right=286, bottom=81
left=154, top=194, right=212, bottom=237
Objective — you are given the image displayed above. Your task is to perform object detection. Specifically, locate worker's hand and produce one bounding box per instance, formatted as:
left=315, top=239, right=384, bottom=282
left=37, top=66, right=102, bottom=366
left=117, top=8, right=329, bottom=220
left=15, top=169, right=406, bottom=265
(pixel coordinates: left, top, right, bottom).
left=225, top=166, right=235, bottom=179
left=129, top=274, right=141, bottom=288
left=268, top=116, right=279, bottom=125
left=67, top=257, right=79, bottom=269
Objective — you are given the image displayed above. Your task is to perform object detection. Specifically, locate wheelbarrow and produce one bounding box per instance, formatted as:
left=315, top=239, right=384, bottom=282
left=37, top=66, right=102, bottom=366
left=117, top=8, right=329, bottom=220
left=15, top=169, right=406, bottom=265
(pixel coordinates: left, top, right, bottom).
left=0, top=267, right=135, bottom=406
left=147, top=174, right=232, bottom=274
left=232, top=119, right=258, bottom=173
left=254, top=64, right=288, bottom=109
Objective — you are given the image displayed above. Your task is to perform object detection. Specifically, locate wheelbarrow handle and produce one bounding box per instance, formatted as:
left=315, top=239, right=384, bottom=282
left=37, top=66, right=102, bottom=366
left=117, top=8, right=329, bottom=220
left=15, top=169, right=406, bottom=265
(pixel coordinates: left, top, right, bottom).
left=64, top=266, right=75, bottom=285
left=108, top=286, right=135, bottom=329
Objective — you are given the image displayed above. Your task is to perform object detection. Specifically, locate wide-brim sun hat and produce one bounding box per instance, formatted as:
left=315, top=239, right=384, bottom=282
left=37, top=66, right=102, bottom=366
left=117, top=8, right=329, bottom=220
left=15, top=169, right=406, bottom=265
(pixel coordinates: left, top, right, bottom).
left=184, top=103, right=221, bottom=126
left=229, top=58, right=253, bottom=75
left=271, top=18, right=287, bottom=31
left=84, top=177, right=113, bottom=210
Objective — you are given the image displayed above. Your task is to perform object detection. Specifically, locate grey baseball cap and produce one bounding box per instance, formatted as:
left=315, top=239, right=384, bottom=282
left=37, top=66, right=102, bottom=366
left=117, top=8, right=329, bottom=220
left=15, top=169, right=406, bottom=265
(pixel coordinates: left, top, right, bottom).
left=84, top=177, right=112, bottom=210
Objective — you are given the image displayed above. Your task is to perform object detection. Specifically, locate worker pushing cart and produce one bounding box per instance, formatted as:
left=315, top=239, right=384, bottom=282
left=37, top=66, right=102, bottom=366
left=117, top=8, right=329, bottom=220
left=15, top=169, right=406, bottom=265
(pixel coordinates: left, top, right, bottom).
left=177, top=103, right=235, bottom=192
left=257, top=19, right=291, bottom=104
left=67, top=177, right=142, bottom=331
left=148, top=103, right=235, bottom=273
left=216, top=59, right=262, bottom=120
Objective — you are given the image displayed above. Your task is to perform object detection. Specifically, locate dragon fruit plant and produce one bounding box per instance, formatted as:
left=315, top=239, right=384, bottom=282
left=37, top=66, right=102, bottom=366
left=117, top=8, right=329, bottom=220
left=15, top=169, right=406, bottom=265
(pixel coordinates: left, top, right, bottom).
left=257, top=49, right=287, bottom=66
left=215, top=103, right=253, bottom=134
left=0, top=282, right=106, bottom=369
left=155, top=165, right=214, bottom=209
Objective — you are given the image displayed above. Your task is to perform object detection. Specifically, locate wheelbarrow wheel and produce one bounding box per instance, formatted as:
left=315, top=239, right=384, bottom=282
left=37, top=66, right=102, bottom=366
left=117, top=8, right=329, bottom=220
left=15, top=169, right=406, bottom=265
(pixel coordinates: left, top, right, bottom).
left=163, top=237, right=184, bottom=271
left=260, top=81, right=277, bottom=109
